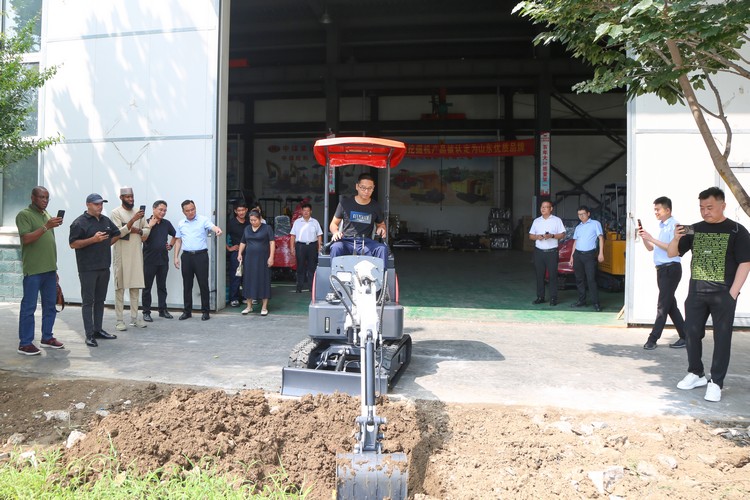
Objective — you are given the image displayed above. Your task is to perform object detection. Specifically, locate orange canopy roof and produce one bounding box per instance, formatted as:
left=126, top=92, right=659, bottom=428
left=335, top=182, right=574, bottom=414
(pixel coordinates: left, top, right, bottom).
left=313, top=137, right=406, bottom=169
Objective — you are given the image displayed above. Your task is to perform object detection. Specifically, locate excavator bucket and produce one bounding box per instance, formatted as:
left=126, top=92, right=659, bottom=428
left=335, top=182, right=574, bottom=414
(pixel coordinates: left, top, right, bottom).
left=336, top=451, right=408, bottom=500
left=280, top=367, right=388, bottom=397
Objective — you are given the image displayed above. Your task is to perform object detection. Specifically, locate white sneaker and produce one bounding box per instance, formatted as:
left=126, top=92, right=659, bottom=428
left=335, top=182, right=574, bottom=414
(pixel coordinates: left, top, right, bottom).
left=115, top=322, right=128, bottom=331
left=704, top=382, right=721, bottom=402
left=677, top=373, right=708, bottom=390
left=129, top=320, right=147, bottom=328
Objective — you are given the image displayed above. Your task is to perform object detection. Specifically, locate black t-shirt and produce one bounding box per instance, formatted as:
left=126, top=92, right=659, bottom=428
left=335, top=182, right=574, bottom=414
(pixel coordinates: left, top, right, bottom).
left=678, top=218, right=750, bottom=293
left=68, top=212, right=121, bottom=272
left=143, top=217, right=175, bottom=265
left=227, top=216, right=249, bottom=248
left=334, top=196, right=383, bottom=238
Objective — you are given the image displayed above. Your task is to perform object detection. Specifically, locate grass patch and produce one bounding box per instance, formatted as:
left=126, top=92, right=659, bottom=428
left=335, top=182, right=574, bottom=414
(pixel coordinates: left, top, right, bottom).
left=0, top=449, right=311, bottom=499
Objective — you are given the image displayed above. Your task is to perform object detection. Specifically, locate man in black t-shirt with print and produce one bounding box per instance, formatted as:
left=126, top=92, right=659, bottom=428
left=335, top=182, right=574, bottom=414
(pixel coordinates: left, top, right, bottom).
left=668, top=187, right=750, bottom=402
left=329, top=173, right=388, bottom=270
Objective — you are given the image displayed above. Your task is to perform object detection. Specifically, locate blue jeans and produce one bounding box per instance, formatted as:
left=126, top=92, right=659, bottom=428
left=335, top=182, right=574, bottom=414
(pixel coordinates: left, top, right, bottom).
left=330, top=237, right=388, bottom=270
left=18, top=270, right=58, bottom=346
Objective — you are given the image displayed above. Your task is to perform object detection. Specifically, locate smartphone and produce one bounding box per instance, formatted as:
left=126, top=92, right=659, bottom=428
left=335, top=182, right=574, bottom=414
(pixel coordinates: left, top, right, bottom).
left=56, top=209, right=65, bottom=219
left=139, top=205, right=146, bottom=212
left=677, top=224, right=695, bottom=235
left=637, top=219, right=642, bottom=230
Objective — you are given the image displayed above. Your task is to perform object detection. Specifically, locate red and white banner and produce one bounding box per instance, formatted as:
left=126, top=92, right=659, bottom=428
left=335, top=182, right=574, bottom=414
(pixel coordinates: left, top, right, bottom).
left=406, top=139, right=534, bottom=158
left=539, top=132, right=550, bottom=197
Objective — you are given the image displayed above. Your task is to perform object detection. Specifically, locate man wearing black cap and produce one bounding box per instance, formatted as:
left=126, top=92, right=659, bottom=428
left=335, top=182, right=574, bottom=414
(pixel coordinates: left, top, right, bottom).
left=69, top=193, right=121, bottom=347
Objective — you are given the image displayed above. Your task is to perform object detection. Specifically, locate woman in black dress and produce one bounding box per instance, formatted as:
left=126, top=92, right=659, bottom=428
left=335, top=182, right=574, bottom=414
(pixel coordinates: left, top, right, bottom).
left=238, top=210, right=275, bottom=315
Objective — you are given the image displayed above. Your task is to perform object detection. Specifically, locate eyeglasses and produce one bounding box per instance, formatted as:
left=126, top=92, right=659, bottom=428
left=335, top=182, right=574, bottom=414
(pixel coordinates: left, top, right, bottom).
left=357, top=185, right=375, bottom=192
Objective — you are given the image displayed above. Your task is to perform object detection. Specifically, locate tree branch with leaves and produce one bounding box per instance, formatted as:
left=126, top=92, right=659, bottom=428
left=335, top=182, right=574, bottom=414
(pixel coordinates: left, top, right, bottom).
left=514, top=0, right=750, bottom=215
left=0, top=18, right=59, bottom=172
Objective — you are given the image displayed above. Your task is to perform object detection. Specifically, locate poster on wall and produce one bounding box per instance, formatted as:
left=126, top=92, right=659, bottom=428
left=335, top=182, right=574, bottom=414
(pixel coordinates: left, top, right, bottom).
left=391, top=157, right=495, bottom=207
left=254, top=139, right=323, bottom=203
left=255, top=140, right=380, bottom=204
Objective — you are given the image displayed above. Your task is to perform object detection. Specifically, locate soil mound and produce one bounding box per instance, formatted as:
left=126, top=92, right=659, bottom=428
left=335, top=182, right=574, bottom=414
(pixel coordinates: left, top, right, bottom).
left=66, top=388, right=422, bottom=497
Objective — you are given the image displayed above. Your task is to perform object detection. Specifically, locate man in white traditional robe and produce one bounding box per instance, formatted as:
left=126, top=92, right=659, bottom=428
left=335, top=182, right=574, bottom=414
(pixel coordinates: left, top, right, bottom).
left=111, top=187, right=149, bottom=330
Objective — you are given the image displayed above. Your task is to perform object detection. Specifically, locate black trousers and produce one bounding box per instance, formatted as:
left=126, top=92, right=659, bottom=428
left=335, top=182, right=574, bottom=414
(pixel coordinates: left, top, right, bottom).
left=648, top=263, right=685, bottom=342
left=533, top=248, right=559, bottom=300
left=79, top=269, right=110, bottom=337
left=573, top=250, right=599, bottom=304
left=684, top=291, right=737, bottom=388
left=295, top=242, right=318, bottom=289
left=181, top=251, right=210, bottom=313
left=143, top=262, right=169, bottom=314
left=227, top=250, right=242, bottom=302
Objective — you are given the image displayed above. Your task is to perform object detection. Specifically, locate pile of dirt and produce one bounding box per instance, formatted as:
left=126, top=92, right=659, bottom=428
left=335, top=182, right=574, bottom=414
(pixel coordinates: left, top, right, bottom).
left=0, top=374, right=173, bottom=448
left=3, top=372, right=750, bottom=498
left=66, top=388, right=422, bottom=496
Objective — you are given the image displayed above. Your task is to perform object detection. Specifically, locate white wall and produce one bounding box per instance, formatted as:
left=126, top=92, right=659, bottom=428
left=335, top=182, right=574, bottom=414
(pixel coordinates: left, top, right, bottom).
left=41, top=0, right=225, bottom=309
left=627, top=42, right=750, bottom=325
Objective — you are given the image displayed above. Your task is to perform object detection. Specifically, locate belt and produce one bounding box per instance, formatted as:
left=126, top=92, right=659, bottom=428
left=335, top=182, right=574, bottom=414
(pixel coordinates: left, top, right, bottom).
left=656, top=262, right=680, bottom=269
left=183, top=249, right=207, bottom=255
left=296, top=241, right=317, bottom=245
left=536, top=247, right=558, bottom=253
left=575, top=249, right=597, bottom=254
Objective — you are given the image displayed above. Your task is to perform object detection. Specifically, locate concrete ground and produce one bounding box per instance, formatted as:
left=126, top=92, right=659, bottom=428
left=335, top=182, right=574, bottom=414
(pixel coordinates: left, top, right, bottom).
left=2, top=301, right=749, bottom=422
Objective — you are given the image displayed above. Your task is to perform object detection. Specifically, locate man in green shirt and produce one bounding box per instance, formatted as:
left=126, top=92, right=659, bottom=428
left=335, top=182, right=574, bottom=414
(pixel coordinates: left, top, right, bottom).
left=16, top=186, right=65, bottom=355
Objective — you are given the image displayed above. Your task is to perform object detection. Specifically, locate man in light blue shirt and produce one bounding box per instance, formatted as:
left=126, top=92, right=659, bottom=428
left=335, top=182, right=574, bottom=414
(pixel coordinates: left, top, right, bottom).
left=173, top=200, right=223, bottom=321
left=639, top=196, right=685, bottom=350
left=569, top=205, right=604, bottom=311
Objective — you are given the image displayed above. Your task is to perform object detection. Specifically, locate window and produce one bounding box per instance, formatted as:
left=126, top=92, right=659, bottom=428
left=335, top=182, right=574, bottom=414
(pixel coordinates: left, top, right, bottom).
left=1, top=0, right=43, bottom=225
left=1, top=0, right=43, bottom=52
left=1, top=156, right=37, bottom=226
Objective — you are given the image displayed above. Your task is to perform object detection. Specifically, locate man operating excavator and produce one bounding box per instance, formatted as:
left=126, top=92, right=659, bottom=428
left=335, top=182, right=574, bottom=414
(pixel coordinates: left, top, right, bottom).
left=328, top=172, right=388, bottom=270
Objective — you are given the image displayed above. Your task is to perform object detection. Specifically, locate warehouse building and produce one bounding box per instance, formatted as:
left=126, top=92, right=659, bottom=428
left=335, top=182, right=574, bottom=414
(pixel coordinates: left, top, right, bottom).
left=1, top=0, right=747, bottom=325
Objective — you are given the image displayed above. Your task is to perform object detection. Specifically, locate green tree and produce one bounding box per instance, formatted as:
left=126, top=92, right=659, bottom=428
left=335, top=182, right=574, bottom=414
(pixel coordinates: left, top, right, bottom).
left=514, top=0, right=750, bottom=214
left=0, top=17, right=59, bottom=172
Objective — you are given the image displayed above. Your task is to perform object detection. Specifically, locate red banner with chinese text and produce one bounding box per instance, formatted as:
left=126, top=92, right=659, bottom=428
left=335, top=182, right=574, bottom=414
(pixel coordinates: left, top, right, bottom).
left=406, top=139, right=534, bottom=158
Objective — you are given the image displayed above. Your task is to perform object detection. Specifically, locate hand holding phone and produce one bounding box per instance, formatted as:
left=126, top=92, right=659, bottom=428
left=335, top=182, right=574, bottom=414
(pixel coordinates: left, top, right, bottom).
left=637, top=219, right=642, bottom=230
left=139, top=205, right=146, bottom=213
left=56, top=210, right=65, bottom=219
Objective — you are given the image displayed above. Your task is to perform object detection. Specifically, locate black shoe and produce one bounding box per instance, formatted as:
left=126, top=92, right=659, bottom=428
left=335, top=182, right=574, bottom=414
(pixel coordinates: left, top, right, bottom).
left=570, top=300, right=586, bottom=308
left=143, top=312, right=153, bottom=322
left=85, top=336, right=98, bottom=347
left=532, top=297, right=545, bottom=305
left=295, top=287, right=302, bottom=293
left=179, top=312, right=192, bottom=320
left=201, top=312, right=210, bottom=321
left=670, top=338, right=686, bottom=348
left=549, top=298, right=558, bottom=306
left=94, top=330, right=117, bottom=340
left=593, top=304, right=602, bottom=312
left=159, top=311, right=174, bottom=319
left=643, top=340, right=657, bottom=350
